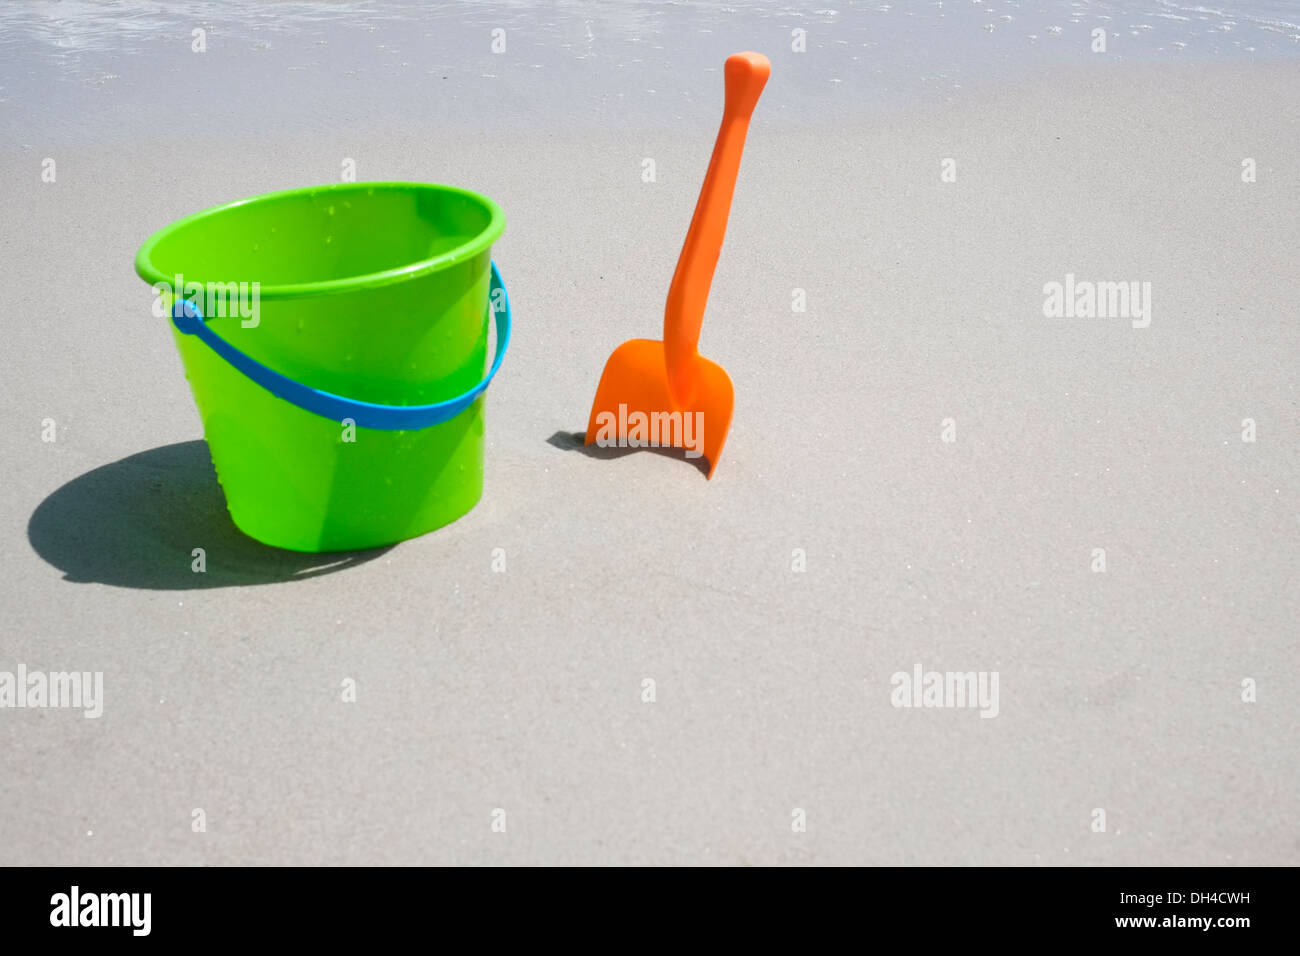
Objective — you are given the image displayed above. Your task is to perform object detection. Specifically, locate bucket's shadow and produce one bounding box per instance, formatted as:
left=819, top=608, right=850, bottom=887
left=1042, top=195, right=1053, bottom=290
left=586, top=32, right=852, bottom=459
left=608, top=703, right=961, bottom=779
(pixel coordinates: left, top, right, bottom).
left=546, top=430, right=711, bottom=477
left=28, top=440, right=391, bottom=590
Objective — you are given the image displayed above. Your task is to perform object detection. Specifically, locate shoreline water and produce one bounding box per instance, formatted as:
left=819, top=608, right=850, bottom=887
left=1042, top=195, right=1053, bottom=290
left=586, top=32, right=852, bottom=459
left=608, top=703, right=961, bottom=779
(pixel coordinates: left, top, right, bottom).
left=3, top=0, right=1300, bottom=143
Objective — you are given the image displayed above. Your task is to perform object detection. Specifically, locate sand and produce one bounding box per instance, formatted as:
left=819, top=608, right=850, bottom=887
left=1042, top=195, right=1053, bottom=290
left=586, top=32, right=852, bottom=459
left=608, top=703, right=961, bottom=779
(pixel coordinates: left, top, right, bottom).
left=1, top=35, right=1297, bottom=864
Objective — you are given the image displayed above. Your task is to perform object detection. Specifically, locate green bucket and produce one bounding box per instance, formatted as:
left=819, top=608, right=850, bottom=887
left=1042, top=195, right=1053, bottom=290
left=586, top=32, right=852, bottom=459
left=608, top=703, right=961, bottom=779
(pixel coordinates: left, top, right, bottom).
left=134, top=182, right=509, bottom=553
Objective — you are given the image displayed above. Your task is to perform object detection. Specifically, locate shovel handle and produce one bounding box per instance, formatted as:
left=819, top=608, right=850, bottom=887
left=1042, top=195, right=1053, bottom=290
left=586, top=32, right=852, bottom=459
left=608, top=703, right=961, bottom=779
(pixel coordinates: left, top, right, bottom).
left=664, top=51, right=769, bottom=406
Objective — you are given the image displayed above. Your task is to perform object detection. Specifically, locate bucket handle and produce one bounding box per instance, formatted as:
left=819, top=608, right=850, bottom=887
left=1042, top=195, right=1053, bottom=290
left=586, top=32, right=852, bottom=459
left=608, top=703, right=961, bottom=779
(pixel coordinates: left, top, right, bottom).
left=171, top=262, right=511, bottom=431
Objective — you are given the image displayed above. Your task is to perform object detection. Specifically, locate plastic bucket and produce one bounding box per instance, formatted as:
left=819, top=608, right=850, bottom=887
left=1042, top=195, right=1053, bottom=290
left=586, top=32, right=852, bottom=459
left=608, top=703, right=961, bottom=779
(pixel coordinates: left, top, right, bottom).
left=134, top=182, right=509, bottom=552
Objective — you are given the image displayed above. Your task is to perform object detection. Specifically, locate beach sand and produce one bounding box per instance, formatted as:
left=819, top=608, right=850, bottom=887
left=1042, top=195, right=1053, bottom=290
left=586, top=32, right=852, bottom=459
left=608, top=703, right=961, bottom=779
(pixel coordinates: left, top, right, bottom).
left=1, top=33, right=1297, bottom=864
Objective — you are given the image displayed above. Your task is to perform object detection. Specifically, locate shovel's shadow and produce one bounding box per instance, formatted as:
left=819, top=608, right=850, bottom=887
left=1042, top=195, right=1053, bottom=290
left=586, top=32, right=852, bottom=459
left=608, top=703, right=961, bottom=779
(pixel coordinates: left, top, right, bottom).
left=546, top=430, right=711, bottom=478
left=27, top=440, right=391, bottom=590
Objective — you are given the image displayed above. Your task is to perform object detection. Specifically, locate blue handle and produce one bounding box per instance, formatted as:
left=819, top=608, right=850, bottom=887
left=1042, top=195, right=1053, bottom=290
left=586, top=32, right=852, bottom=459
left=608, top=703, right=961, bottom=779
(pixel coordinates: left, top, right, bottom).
left=172, top=261, right=511, bottom=431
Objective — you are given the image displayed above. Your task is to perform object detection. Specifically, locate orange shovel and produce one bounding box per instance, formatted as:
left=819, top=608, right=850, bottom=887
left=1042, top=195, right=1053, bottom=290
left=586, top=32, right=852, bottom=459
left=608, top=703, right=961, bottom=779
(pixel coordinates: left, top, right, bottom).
left=585, top=51, right=770, bottom=478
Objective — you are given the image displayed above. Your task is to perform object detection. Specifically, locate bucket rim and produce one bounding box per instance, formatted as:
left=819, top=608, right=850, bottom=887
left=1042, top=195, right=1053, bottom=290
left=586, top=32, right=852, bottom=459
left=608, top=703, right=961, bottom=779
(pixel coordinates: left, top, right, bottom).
left=134, top=181, right=505, bottom=301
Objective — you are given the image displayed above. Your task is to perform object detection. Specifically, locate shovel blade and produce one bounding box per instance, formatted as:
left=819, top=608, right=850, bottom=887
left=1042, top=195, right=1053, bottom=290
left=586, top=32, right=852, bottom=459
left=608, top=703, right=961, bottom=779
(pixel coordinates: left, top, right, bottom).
left=584, top=338, right=733, bottom=478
